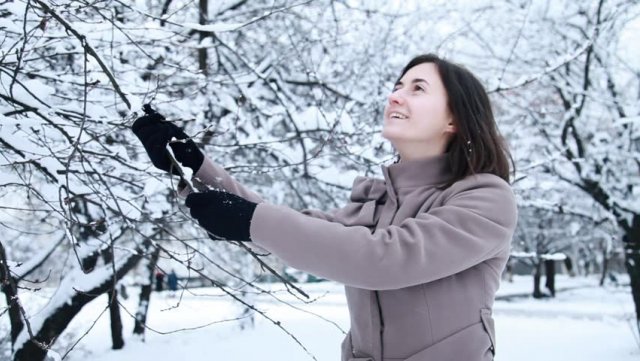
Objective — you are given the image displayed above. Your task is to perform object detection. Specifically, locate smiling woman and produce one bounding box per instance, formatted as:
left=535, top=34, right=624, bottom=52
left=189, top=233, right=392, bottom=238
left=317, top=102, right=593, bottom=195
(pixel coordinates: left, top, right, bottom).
left=133, top=53, right=518, bottom=361
left=384, top=54, right=512, bottom=185
left=382, top=62, right=455, bottom=160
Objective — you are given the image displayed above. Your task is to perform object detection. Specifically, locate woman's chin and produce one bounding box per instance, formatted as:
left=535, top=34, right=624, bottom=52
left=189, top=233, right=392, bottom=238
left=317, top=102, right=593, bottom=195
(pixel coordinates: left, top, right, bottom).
left=381, top=127, right=395, bottom=140
left=381, top=133, right=401, bottom=152
left=381, top=128, right=403, bottom=143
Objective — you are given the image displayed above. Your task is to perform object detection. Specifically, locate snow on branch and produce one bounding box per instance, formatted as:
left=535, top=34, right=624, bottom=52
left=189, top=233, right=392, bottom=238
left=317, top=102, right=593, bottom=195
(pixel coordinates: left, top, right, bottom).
left=511, top=251, right=568, bottom=260
left=489, top=38, right=594, bottom=93
left=181, top=21, right=246, bottom=33
left=11, top=237, right=151, bottom=358
left=9, top=236, right=65, bottom=281
left=32, top=0, right=131, bottom=109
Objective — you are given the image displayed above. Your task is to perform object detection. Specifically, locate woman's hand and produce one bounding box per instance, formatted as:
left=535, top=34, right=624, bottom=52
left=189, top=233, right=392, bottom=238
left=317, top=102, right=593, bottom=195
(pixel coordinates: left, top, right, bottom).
left=131, top=104, right=204, bottom=174
left=185, top=190, right=257, bottom=242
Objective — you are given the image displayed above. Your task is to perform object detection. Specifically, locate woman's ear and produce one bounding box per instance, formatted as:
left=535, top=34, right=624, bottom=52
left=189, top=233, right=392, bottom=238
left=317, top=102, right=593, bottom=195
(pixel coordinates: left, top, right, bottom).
left=445, top=120, right=457, bottom=134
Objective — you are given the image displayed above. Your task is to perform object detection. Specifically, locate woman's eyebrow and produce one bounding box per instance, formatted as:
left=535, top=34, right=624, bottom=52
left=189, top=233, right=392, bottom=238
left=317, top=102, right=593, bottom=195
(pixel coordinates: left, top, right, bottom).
left=412, top=78, right=430, bottom=86
left=394, top=78, right=430, bottom=87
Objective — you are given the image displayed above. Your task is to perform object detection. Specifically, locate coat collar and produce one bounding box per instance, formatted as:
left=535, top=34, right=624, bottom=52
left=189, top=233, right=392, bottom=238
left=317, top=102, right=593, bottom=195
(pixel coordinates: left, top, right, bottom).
left=350, top=153, right=452, bottom=203
left=382, top=153, right=452, bottom=189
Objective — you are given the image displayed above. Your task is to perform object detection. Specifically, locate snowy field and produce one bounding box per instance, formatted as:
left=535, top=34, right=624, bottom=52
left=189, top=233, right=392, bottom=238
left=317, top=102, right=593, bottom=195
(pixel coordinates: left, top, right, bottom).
left=3, top=275, right=638, bottom=361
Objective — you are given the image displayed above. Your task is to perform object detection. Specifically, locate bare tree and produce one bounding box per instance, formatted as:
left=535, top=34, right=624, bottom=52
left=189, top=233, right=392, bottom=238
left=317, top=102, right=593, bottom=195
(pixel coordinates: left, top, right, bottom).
left=473, top=0, right=640, bottom=333
left=0, top=0, right=405, bottom=359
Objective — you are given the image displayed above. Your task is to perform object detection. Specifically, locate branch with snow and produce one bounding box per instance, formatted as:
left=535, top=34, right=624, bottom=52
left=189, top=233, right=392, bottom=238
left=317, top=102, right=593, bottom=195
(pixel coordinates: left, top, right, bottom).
left=32, top=0, right=131, bottom=109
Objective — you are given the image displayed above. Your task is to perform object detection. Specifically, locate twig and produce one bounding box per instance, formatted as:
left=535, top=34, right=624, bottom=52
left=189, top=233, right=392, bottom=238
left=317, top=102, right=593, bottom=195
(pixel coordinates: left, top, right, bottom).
left=32, top=0, right=131, bottom=109
left=8, top=0, right=32, bottom=100
left=130, top=227, right=319, bottom=361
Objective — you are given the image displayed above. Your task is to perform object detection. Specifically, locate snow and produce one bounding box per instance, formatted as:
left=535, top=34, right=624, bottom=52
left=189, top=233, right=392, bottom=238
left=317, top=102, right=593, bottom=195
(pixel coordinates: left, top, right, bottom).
left=9, top=236, right=64, bottom=279
left=181, top=22, right=246, bottom=33
left=143, top=177, right=168, bottom=197
left=619, top=16, right=640, bottom=70
left=4, top=275, right=635, bottom=361
left=0, top=113, right=46, bottom=128
left=11, top=252, right=138, bottom=352
left=510, top=252, right=568, bottom=261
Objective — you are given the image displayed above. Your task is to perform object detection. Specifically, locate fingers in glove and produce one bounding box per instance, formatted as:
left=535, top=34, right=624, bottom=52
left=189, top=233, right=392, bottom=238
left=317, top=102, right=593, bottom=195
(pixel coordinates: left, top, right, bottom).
left=142, top=132, right=173, bottom=172
left=169, top=140, right=203, bottom=170
left=132, top=111, right=187, bottom=141
left=143, top=103, right=159, bottom=115
left=132, top=112, right=165, bottom=134
left=185, top=192, right=215, bottom=208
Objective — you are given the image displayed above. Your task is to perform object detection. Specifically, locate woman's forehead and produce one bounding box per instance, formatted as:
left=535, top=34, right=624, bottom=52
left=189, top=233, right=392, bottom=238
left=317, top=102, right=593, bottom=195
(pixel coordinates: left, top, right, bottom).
left=400, top=63, right=440, bottom=83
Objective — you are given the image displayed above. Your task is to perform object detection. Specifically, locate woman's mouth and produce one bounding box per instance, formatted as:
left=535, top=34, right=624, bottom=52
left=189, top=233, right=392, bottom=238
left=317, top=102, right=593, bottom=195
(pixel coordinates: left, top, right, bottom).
left=389, top=111, right=409, bottom=120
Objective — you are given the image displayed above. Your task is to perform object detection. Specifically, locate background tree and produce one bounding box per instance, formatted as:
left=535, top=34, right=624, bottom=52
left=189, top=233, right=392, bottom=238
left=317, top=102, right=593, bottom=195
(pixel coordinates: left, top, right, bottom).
left=490, top=0, right=640, bottom=333
left=1, top=0, right=639, bottom=359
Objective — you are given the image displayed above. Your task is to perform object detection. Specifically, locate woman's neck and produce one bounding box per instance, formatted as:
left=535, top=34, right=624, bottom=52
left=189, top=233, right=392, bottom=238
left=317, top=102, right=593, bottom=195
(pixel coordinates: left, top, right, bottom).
left=395, top=142, right=447, bottom=162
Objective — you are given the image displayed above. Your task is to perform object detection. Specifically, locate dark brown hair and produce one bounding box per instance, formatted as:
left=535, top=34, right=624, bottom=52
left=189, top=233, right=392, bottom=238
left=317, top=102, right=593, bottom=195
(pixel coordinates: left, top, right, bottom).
left=396, top=54, right=514, bottom=184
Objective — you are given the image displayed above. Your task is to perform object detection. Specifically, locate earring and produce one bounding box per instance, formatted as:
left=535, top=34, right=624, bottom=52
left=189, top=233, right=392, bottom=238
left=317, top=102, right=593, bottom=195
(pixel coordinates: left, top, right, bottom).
left=466, top=140, right=472, bottom=154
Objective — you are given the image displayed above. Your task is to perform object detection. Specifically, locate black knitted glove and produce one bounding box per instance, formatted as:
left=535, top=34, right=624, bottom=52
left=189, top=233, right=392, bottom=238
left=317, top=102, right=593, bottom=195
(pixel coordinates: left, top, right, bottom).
left=185, top=190, right=257, bottom=242
left=131, top=104, right=204, bottom=174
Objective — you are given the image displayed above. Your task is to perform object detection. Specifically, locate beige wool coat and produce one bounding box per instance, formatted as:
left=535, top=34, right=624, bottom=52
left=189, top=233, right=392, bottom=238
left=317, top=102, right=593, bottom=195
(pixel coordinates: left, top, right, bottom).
left=182, top=153, right=518, bottom=361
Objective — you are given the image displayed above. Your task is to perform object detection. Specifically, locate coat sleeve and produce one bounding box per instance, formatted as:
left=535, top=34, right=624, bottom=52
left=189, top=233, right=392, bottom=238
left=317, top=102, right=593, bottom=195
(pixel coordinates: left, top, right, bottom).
left=179, top=156, right=337, bottom=222
left=177, top=156, right=263, bottom=202
left=249, top=175, right=517, bottom=290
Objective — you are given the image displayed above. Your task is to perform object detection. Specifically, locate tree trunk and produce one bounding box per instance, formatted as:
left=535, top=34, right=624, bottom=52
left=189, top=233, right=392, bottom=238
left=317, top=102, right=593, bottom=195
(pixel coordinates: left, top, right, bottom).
left=133, top=247, right=160, bottom=336
left=238, top=253, right=255, bottom=330
left=544, top=259, right=556, bottom=297
left=160, top=0, right=173, bottom=26
left=108, top=288, right=125, bottom=349
left=599, top=242, right=609, bottom=287
left=0, top=240, right=23, bottom=348
left=623, top=222, right=640, bottom=337
left=198, top=0, right=208, bottom=74
left=532, top=259, right=544, bottom=298
left=564, top=256, right=575, bottom=277
left=625, top=250, right=640, bottom=336
left=102, top=249, right=125, bottom=350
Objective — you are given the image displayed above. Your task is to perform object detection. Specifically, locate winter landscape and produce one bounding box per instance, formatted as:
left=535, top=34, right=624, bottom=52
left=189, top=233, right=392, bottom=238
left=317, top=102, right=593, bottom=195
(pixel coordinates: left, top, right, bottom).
left=3, top=275, right=638, bottom=361
left=1, top=0, right=639, bottom=360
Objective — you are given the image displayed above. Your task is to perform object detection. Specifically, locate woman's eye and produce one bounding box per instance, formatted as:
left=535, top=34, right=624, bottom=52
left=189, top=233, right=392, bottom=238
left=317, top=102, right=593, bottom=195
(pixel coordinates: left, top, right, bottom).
left=414, top=85, right=425, bottom=92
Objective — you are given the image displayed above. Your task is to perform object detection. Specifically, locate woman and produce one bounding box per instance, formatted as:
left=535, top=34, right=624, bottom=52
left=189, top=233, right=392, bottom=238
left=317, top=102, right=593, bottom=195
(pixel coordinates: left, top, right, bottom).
left=132, top=54, right=517, bottom=361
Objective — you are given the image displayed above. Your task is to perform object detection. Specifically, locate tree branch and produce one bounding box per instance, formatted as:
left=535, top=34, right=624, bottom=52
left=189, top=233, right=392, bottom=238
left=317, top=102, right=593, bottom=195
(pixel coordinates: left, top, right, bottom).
left=32, top=0, right=131, bottom=109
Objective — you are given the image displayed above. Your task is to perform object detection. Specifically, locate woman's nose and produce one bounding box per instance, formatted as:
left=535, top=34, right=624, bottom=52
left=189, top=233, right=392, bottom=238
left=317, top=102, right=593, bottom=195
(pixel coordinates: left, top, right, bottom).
left=388, top=90, right=405, bottom=105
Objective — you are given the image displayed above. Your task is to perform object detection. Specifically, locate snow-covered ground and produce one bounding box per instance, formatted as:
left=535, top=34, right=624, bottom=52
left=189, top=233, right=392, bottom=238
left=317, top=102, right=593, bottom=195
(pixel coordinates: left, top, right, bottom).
left=3, top=275, right=639, bottom=361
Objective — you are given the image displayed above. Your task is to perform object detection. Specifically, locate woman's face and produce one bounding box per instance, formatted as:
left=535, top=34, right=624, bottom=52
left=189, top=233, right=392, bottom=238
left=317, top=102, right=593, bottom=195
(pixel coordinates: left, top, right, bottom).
left=382, top=62, right=456, bottom=159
